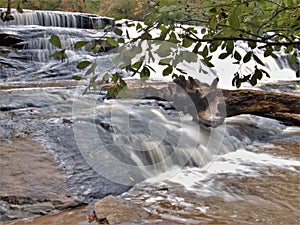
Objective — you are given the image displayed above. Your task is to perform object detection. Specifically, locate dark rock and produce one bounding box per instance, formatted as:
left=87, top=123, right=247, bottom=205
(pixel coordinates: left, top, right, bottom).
left=0, top=33, right=24, bottom=49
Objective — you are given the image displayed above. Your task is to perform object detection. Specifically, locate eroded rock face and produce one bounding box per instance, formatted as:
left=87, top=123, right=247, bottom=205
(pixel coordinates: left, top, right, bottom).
left=93, top=195, right=150, bottom=224
left=0, top=137, right=84, bottom=221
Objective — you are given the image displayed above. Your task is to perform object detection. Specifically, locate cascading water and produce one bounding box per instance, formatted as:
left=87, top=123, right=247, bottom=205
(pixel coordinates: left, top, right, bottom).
left=0, top=10, right=116, bottom=81
left=0, top=9, right=114, bottom=28
left=0, top=9, right=299, bottom=225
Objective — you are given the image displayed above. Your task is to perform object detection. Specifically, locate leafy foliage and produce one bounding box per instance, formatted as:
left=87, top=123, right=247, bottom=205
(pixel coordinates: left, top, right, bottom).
left=46, top=0, right=299, bottom=93
left=119, top=0, right=299, bottom=87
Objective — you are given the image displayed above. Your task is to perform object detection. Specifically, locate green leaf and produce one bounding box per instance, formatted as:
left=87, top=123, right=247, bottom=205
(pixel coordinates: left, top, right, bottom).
left=118, top=38, right=125, bottom=44
left=285, top=45, right=293, bottom=54
left=136, top=23, right=143, bottom=30
left=163, top=65, right=173, bottom=76
left=127, top=45, right=142, bottom=58
left=49, top=49, right=65, bottom=58
left=248, top=41, right=257, bottom=49
left=159, top=58, right=172, bottom=65
left=182, top=51, right=197, bottom=63
left=182, top=38, right=193, bottom=48
left=49, top=35, right=62, bottom=49
left=140, top=67, right=150, bottom=80
left=229, top=8, right=240, bottom=30
left=112, top=73, right=119, bottom=82
left=119, top=78, right=127, bottom=88
left=219, top=52, right=230, bottom=59
left=202, top=45, right=209, bottom=58
left=208, top=15, right=217, bottom=30
left=296, top=69, right=300, bottom=78
left=203, top=59, right=214, bottom=67
left=243, top=52, right=252, bottom=63
left=234, top=51, right=242, bottom=61
left=72, top=75, right=82, bottom=80
left=77, top=61, right=91, bottom=69
left=264, top=46, right=273, bottom=57
left=226, top=41, right=234, bottom=54
left=254, top=68, right=263, bottom=80
left=85, top=62, right=97, bottom=76
left=250, top=76, right=257, bottom=86
left=156, top=41, right=172, bottom=57
left=106, top=37, right=118, bottom=47
left=132, top=61, right=143, bottom=69
left=107, top=87, right=116, bottom=97
left=192, top=42, right=201, bottom=54
left=74, top=41, right=88, bottom=49
left=209, top=41, right=220, bottom=53
left=102, top=73, right=110, bottom=82
left=289, top=52, right=297, bottom=64
left=270, top=53, right=278, bottom=59
left=253, top=54, right=265, bottom=66
left=113, top=28, right=123, bottom=36
left=169, top=32, right=179, bottom=44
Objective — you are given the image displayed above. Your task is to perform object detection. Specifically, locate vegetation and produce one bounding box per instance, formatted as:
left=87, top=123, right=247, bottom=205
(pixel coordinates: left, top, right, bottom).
left=1, top=0, right=299, bottom=91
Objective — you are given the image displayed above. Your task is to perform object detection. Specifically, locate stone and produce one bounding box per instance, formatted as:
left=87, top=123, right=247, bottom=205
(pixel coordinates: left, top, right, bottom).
left=0, top=137, right=84, bottom=222
left=93, top=195, right=150, bottom=224
left=0, top=33, right=24, bottom=48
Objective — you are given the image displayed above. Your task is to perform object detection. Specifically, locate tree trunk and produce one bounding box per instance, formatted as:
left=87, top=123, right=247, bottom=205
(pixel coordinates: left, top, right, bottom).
left=7, top=0, right=12, bottom=15
left=112, top=76, right=300, bottom=127
left=222, top=89, right=300, bottom=126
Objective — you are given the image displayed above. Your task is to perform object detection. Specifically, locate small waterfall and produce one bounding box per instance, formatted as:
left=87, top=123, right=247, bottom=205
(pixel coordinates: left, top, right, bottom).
left=0, top=9, right=114, bottom=29
left=73, top=98, right=244, bottom=185
left=0, top=9, right=117, bottom=81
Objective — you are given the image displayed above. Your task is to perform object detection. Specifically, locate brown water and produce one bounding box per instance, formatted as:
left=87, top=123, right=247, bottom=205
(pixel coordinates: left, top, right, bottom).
left=2, top=138, right=299, bottom=225
left=122, top=139, right=300, bottom=224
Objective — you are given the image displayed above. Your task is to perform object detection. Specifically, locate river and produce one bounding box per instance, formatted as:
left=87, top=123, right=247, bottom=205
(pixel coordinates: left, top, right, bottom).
left=0, top=9, right=299, bottom=225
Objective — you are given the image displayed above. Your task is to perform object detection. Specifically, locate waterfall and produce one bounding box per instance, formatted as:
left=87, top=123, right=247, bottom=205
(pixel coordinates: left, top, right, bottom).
left=72, top=97, right=245, bottom=185
left=0, top=9, right=114, bottom=29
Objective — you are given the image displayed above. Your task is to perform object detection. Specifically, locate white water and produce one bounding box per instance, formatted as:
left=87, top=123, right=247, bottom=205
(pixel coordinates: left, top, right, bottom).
left=1, top=10, right=299, bottom=224
left=0, top=9, right=113, bottom=28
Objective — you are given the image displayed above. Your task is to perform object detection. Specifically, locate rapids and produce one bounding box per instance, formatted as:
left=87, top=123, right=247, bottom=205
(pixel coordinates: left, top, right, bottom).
left=0, top=9, right=299, bottom=224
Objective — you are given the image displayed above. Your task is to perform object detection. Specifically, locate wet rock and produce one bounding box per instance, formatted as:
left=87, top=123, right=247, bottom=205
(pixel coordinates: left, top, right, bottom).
left=0, top=33, right=24, bottom=49
left=0, top=137, right=84, bottom=222
left=0, top=86, right=144, bottom=223
left=93, top=195, right=150, bottom=224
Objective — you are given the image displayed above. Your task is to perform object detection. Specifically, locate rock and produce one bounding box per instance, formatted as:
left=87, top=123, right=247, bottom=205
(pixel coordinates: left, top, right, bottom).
left=93, top=195, right=150, bottom=224
left=0, top=33, right=24, bottom=49
left=0, top=137, right=84, bottom=222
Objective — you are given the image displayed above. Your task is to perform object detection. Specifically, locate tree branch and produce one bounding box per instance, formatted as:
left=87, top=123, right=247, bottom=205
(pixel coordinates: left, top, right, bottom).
left=184, top=36, right=300, bottom=47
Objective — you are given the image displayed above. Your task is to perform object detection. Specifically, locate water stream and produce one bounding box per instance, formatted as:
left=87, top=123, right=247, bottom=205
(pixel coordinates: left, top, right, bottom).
left=0, top=9, right=299, bottom=224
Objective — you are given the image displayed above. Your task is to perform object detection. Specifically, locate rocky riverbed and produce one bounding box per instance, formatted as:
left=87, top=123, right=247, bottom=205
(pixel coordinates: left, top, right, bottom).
left=1, top=137, right=299, bottom=225
left=0, top=81, right=299, bottom=224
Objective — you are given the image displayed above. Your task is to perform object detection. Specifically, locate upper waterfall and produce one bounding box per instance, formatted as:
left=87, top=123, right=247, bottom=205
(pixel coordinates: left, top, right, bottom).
left=0, top=9, right=114, bottom=29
